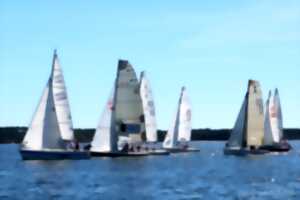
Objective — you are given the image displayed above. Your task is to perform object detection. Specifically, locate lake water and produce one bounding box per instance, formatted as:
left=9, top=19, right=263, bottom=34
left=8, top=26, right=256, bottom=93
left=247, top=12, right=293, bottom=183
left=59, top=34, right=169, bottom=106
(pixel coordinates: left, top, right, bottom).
left=1, top=141, right=300, bottom=200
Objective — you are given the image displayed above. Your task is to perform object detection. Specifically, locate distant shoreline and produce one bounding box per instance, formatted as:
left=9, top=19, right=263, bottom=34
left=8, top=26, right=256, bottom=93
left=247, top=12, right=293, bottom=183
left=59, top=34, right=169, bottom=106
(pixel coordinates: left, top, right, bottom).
left=1, top=127, right=300, bottom=144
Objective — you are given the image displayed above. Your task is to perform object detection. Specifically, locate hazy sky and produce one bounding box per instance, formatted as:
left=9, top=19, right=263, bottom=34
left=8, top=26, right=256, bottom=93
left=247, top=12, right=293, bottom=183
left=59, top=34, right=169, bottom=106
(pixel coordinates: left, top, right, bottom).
left=1, top=0, right=299, bottom=129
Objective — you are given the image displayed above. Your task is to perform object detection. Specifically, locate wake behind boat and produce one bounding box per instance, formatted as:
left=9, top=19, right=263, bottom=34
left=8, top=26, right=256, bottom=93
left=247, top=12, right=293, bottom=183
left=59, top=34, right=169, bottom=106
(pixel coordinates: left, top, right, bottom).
left=163, top=87, right=200, bottom=153
left=224, top=80, right=268, bottom=156
left=20, top=51, right=89, bottom=160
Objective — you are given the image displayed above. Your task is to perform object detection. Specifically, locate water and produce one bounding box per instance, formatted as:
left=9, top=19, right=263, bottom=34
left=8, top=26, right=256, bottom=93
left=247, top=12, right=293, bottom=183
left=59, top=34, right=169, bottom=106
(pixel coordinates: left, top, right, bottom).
left=1, top=141, right=300, bottom=200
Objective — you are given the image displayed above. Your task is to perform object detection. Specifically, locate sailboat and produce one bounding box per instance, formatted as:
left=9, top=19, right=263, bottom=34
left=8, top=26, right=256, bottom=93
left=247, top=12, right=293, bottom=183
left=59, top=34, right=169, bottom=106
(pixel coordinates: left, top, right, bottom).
left=20, top=50, right=89, bottom=160
left=139, top=71, right=169, bottom=155
left=224, top=80, right=268, bottom=155
left=90, top=60, right=149, bottom=157
left=163, top=87, right=199, bottom=153
left=260, top=89, right=291, bottom=152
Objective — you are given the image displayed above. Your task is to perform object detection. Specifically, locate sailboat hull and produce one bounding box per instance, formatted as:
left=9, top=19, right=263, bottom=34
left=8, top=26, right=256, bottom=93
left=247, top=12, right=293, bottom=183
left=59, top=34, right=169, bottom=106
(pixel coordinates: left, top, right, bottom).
left=260, top=141, right=292, bottom=152
left=90, top=151, right=150, bottom=157
left=20, top=149, right=90, bottom=160
left=164, top=147, right=200, bottom=153
left=223, top=147, right=269, bottom=156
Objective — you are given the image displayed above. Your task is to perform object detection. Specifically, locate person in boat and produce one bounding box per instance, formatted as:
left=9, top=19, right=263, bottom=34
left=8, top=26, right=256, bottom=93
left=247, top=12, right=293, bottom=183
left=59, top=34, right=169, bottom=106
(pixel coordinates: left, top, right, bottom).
left=121, top=143, right=129, bottom=152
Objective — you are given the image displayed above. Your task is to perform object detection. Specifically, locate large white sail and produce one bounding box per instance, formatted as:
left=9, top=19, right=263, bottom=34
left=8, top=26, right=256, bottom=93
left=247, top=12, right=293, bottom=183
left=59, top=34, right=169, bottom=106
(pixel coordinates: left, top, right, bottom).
left=139, top=71, right=157, bottom=142
left=227, top=94, right=247, bottom=148
left=115, top=60, right=144, bottom=144
left=177, top=87, right=192, bottom=142
left=51, top=50, right=74, bottom=141
left=22, top=78, right=66, bottom=150
left=246, top=80, right=264, bottom=147
left=91, top=87, right=118, bottom=152
left=264, top=91, right=274, bottom=145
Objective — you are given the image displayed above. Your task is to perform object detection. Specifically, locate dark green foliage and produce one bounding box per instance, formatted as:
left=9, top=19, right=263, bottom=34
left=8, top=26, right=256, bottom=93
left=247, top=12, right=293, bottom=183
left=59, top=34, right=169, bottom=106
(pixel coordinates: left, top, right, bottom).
left=0, top=127, right=299, bottom=144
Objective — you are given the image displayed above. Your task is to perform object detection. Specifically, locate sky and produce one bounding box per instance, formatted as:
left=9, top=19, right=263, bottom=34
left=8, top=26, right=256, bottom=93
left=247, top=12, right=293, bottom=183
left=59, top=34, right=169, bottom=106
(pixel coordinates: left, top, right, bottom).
left=0, top=0, right=299, bottom=129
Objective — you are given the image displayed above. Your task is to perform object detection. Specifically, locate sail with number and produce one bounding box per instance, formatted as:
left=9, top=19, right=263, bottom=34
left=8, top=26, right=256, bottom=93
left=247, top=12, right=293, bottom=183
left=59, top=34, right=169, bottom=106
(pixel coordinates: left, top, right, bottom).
left=163, top=87, right=192, bottom=148
left=51, top=51, right=74, bottom=141
left=139, top=71, right=157, bottom=142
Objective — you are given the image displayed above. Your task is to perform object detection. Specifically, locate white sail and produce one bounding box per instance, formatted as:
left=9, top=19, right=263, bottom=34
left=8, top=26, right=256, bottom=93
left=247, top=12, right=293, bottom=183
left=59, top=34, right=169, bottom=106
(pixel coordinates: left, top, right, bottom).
left=177, top=87, right=192, bottom=142
left=52, top=50, right=74, bottom=141
left=139, top=71, right=157, bottom=142
left=91, top=87, right=118, bottom=152
left=163, top=105, right=180, bottom=149
left=227, top=94, right=247, bottom=148
left=274, top=88, right=283, bottom=140
left=115, top=60, right=144, bottom=144
left=22, top=79, right=66, bottom=150
left=246, top=80, right=264, bottom=147
left=269, top=88, right=283, bottom=143
left=264, top=91, right=274, bottom=145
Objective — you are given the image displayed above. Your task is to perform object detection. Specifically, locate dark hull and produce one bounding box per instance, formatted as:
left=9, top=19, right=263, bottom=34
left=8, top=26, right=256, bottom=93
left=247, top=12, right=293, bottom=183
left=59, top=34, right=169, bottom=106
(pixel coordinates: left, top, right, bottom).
left=165, top=147, right=200, bottom=153
left=90, top=151, right=150, bottom=157
left=20, top=149, right=90, bottom=160
left=260, top=142, right=292, bottom=152
left=224, top=147, right=269, bottom=156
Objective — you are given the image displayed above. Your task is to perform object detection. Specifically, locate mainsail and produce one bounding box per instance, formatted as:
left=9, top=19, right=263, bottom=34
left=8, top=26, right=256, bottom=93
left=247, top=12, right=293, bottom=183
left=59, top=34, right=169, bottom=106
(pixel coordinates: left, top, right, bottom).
left=91, top=86, right=118, bottom=152
left=139, top=71, right=157, bottom=142
left=246, top=80, right=264, bottom=147
left=51, top=50, right=74, bottom=141
left=115, top=60, right=144, bottom=144
left=22, top=78, right=66, bottom=150
left=177, top=87, right=192, bottom=142
left=163, top=87, right=192, bottom=148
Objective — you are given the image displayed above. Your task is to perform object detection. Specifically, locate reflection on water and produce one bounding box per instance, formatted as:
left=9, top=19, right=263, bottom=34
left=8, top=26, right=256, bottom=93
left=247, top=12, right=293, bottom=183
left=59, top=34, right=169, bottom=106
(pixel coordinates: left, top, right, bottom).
left=1, top=142, right=300, bottom=199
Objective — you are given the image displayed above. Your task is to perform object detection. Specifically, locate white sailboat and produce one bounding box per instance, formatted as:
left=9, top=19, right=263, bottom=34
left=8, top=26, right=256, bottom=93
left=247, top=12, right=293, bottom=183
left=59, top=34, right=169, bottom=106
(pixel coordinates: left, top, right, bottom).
left=261, top=88, right=291, bottom=152
left=163, top=87, right=199, bottom=153
left=224, top=80, right=267, bottom=155
left=20, top=51, right=89, bottom=160
left=90, top=60, right=149, bottom=157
